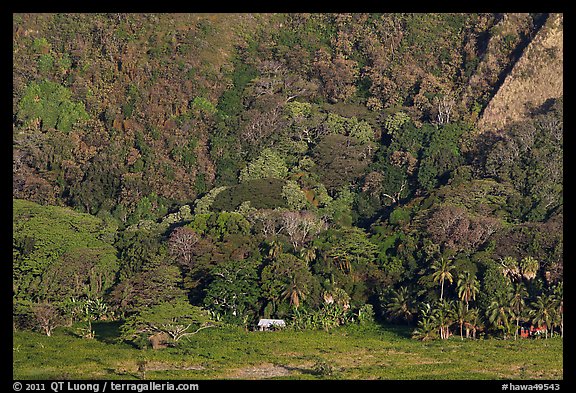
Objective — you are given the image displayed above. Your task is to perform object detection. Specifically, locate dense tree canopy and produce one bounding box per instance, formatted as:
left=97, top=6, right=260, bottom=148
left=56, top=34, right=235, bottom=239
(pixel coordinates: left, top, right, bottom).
left=13, top=13, right=562, bottom=342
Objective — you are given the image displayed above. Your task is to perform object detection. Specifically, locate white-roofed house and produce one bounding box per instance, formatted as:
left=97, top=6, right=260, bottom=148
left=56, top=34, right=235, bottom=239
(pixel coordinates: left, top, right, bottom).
left=257, top=318, right=286, bottom=331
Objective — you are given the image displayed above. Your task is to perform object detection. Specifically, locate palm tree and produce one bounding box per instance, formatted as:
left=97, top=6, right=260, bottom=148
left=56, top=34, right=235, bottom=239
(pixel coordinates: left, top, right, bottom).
left=299, top=246, right=317, bottom=264
left=463, top=307, right=481, bottom=339
left=487, top=295, right=512, bottom=339
left=386, top=286, right=416, bottom=325
left=282, top=275, right=307, bottom=310
left=519, top=256, right=539, bottom=280
left=456, top=271, right=479, bottom=310
left=412, top=316, right=437, bottom=341
left=431, top=257, right=455, bottom=301
left=433, top=300, right=454, bottom=339
left=499, top=256, right=521, bottom=282
left=530, top=294, right=553, bottom=339
left=453, top=300, right=468, bottom=340
left=509, top=283, right=528, bottom=340
left=412, top=303, right=437, bottom=341
left=267, top=240, right=283, bottom=260
left=552, top=283, right=563, bottom=338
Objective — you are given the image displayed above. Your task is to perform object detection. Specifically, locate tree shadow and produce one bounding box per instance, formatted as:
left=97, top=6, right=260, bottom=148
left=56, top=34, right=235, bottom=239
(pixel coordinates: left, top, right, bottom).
left=351, top=320, right=414, bottom=340
left=92, top=321, right=123, bottom=344
left=377, top=322, right=415, bottom=339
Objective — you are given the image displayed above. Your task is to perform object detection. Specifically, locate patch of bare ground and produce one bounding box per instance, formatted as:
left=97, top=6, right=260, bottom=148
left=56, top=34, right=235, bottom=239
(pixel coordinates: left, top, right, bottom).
left=477, top=13, right=563, bottom=133
left=489, top=364, right=562, bottom=380
left=229, top=363, right=294, bottom=379
left=144, top=361, right=205, bottom=371
left=114, top=360, right=205, bottom=378
left=333, top=348, right=441, bottom=369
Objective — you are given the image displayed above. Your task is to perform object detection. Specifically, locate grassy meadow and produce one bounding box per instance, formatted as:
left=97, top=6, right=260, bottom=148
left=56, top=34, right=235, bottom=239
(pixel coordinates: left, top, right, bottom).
left=13, top=322, right=563, bottom=380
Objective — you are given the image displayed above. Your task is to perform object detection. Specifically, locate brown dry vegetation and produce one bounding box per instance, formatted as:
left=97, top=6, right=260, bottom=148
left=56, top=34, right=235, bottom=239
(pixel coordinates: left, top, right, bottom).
left=477, top=13, right=563, bottom=132
left=461, top=13, right=534, bottom=112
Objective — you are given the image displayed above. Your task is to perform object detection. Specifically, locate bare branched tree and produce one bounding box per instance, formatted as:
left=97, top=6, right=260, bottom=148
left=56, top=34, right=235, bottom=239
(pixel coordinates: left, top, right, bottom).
left=168, top=226, right=200, bottom=267
left=436, top=93, right=456, bottom=125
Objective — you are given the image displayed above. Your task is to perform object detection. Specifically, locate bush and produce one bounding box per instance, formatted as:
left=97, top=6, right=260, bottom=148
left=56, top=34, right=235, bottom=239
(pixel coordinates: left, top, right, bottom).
left=17, top=80, right=88, bottom=132
left=312, top=359, right=335, bottom=376
left=212, top=179, right=288, bottom=211
left=239, top=149, right=289, bottom=182
left=389, top=206, right=411, bottom=226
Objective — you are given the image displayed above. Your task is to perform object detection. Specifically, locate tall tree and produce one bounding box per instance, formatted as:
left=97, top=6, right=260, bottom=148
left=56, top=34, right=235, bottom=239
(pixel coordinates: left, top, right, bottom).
left=552, top=282, right=563, bottom=338
left=487, top=295, right=513, bottom=339
left=168, top=226, right=200, bottom=267
left=261, top=253, right=316, bottom=315
left=453, top=300, right=469, bottom=340
left=530, top=294, right=553, bottom=339
left=433, top=300, right=454, bottom=339
left=203, top=258, right=261, bottom=323
left=509, top=283, right=528, bottom=340
left=456, top=271, right=479, bottom=310
left=282, top=275, right=307, bottom=310
left=431, top=257, right=455, bottom=301
left=519, top=256, right=539, bottom=280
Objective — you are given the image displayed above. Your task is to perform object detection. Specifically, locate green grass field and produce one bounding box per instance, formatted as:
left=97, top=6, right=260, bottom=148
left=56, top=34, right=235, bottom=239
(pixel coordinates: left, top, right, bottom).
left=13, top=322, right=563, bottom=380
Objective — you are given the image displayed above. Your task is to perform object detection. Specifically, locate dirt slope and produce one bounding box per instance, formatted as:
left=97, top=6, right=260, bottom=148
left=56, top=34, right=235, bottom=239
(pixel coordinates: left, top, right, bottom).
left=477, top=13, right=563, bottom=132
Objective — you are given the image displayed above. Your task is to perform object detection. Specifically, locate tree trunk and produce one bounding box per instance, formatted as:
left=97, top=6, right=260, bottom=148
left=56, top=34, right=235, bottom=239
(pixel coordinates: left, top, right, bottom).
left=460, top=323, right=463, bottom=340
left=515, top=317, right=519, bottom=340
left=440, top=279, right=444, bottom=301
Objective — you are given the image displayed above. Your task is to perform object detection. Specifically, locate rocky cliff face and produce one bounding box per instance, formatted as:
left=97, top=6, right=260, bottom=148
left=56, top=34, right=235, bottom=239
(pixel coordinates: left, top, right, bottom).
left=477, top=13, right=563, bottom=133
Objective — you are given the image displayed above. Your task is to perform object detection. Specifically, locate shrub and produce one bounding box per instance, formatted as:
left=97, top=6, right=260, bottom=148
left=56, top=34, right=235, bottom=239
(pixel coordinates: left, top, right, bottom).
left=212, top=179, right=288, bottom=211
left=17, top=80, right=88, bottom=132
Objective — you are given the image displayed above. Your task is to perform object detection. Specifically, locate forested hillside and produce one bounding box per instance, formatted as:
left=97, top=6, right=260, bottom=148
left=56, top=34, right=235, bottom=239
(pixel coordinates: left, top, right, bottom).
left=13, top=13, right=563, bottom=344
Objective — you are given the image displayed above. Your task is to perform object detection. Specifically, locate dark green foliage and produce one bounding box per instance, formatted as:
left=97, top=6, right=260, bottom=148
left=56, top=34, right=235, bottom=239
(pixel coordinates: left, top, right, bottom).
left=40, top=248, right=118, bottom=301
left=107, top=263, right=186, bottom=316
left=212, top=179, right=288, bottom=211
left=17, top=80, right=89, bottom=132
left=389, top=206, right=411, bottom=227
left=203, top=258, right=262, bottom=324
left=115, top=229, right=164, bottom=281
left=261, top=253, right=319, bottom=315
left=217, top=60, right=257, bottom=119
left=122, top=84, right=140, bottom=118
left=473, top=99, right=562, bottom=222
left=311, top=134, right=372, bottom=191
left=120, top=299, right=214, bottom=347
left=477, top=260, right=511, bottom=313
left=12, top=14, right=563, bottom=345
left=68, top=155, right=123, bottom=215
left=13, top=199, right=118, bottom=303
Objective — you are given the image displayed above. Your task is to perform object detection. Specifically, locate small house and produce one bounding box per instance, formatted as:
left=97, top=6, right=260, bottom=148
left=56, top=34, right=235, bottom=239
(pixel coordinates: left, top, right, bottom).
left=257, top=318, right=286, bottom=331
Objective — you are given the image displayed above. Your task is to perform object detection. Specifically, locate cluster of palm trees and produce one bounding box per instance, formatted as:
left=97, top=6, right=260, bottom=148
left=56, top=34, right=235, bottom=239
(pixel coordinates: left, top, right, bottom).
left=385, top=256, right=563, bottom=341
left=486, top=282, right=562, bottom=339
left=404, top=298, right=482, bottom=341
